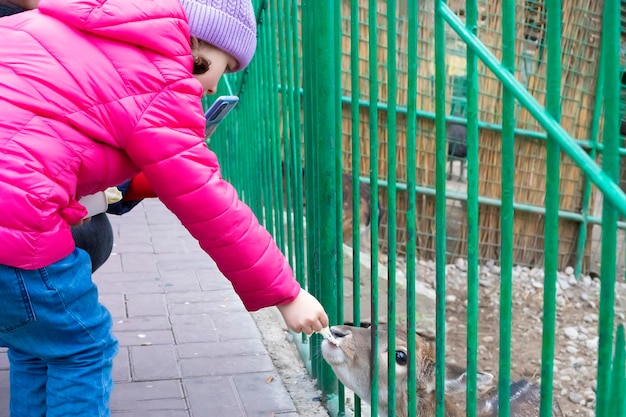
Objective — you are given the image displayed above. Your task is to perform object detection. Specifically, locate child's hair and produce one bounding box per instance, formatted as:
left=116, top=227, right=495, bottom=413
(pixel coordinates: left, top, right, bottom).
left=179, top=0, right=256, bottom=72
left=190, top=37, right=210, bottom=75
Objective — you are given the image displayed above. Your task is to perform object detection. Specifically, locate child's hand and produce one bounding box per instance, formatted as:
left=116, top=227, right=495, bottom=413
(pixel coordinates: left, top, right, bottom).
left=276, top=289, right=329, bottom=335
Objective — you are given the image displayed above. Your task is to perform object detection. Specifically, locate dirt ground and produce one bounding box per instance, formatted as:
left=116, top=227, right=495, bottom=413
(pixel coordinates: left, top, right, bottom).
left=441, top=259, right=620, bottom=417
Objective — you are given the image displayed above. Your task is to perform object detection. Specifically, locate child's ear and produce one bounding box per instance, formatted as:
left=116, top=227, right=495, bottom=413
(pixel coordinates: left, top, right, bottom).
left=444, top=363, right=494, bottom=394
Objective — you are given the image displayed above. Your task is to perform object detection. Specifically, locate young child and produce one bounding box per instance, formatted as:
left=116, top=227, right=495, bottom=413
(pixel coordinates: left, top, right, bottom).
left=0, top=0, right=329, bottom=416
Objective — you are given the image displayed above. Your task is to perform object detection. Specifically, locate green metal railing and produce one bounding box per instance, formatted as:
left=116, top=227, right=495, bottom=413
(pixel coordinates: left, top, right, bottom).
left=208, top=0, right=626, bottom=416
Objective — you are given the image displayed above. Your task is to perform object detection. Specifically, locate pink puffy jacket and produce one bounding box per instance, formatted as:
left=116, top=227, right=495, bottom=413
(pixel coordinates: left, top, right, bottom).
left=0, top=0, right=301, bottom=311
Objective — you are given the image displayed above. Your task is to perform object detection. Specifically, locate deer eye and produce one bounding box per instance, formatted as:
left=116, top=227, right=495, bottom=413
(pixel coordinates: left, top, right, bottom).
left=395, top=350, right=408, bottom=366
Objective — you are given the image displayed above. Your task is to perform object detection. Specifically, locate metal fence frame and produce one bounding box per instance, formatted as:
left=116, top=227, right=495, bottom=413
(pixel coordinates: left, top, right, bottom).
left=208, top=0, right=626, bottom=416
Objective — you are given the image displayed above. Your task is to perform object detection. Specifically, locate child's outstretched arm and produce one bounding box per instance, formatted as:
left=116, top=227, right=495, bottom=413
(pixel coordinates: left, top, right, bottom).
left=124, top=84, right=329, bottom=323
left=276, top=289, right=329, bottom=335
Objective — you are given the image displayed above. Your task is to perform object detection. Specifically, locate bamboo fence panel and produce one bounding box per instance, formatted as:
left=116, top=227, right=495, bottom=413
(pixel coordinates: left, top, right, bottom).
left=335, top=0, right=605, bottom=269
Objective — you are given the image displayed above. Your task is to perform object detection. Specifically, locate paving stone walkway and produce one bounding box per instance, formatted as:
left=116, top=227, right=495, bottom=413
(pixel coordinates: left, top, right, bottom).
left=0, top=199, right=299, bottom=416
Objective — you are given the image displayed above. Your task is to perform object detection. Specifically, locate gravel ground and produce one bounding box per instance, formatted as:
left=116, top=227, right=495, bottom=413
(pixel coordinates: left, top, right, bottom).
left=437, top=258, right=622, bottom=417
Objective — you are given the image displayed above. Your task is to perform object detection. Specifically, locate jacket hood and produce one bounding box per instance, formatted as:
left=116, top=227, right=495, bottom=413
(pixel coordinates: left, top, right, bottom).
left=38, top=0, right=192, bottom=59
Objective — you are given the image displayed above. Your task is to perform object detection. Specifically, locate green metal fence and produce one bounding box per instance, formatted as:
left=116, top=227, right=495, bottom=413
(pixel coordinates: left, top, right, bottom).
left=208, top=0, right=626, bottom=416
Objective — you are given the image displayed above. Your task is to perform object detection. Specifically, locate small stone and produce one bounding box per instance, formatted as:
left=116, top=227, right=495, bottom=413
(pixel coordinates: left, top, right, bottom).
left=585, top=338, right=598, bottom=351
left=568, top=392, right=583, bottom=404
left=454, top=258, right=467, bottom=272
left=564, top=266, right=575, bottom=276
left=446, top=294, right=458, bottom=303
left=583, top=313, right=598, bottom=323
left=564, top=327, right=579, bottom=340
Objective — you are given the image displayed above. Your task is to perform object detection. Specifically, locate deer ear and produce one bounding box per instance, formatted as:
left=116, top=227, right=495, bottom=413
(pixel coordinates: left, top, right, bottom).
left=444, top=363, right=468, bottom=393
left=477, top=371, right=494, bottom=387
left=444, top=365, right=494, bottom=394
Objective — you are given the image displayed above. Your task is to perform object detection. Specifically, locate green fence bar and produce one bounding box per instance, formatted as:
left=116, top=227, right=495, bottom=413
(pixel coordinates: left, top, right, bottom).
left=596, top=0, right=621, bottom=414
left=258, top=2, right=274, bottom=239
left=302, top=0, right=340, bottom=395
left=289, top=0, right=305, bottom=288
left=267, top=1, right=284, bottom=253
left=276, top=0, right=294, bottom=269
left=498, top=0, right=515, bottom=414
left=367, top=0, right=380, bottom=415
left=332, top=1, right=345, bottom=415
left=333, top=0, right=344, bottom=326
left=540, top=0, right=561, bottom=413
left=364, top=176, right=626, bottom=230
left=405, top=0, right=418, bottom=415
left=386, top=1, right=398, bottom=414
left=343, top=94, right=626, bottom=156
left=574, top=22, right=606, bottom=278
left=465, top=0, right=480, bottom=414
left=434, top=0, right=447, bottom=415
left=349, top=0, right=362, bottom=330
left=301, top=0, right=319, bottom=379
left=349, top=1, right=362, bottom=416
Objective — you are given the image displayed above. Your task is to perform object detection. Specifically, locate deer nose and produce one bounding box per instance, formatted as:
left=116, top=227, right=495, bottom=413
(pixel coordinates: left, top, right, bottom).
left=330, top=326, right=351, bottom=339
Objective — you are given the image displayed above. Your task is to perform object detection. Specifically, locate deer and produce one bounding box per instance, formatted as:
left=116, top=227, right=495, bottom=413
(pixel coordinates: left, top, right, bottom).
left=321, top=324, right=563, bottom=417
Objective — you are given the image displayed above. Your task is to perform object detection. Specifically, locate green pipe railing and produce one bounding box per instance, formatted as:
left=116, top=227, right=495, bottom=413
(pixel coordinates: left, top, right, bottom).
left=596, top=0, right=621, bottom=414
left=209, top=1, right=626, bottom=417
left=359, top=176, right=626, bottom=229
left=301, top=0, right=340, bottom=397
left=540, top=0, right=562, bottom=413
left=386, top=0, right=399, bottom=414
left=367, top=0, right=381, bottom=414
left=333, top=1, right=346, bottom=415
left=574, top=16, right=606, bottom=278
left=465, top=0, right=480, bottom=415
left=497, top=0, right=516, bottom=415
left=348, top=0, right=362, bottom=413
left=434, top=1, right=448, bottom=415
left=337, top=95, right=626, bottom=155
left=289, top=0, right=305, bottom=290
left=405, top=0, right=419, bottom=415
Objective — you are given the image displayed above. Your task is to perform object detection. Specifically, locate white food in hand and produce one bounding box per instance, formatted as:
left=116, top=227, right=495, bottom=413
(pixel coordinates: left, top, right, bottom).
left=318, top=327, right=340, bottom=346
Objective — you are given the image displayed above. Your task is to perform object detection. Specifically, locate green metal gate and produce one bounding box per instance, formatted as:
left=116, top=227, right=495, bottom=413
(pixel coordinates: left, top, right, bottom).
left=208, top=0, right=626, bottom=416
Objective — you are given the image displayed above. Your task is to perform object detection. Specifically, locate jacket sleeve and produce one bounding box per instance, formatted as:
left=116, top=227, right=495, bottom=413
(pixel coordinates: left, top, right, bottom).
left=125, top=82, right=301, bottom=311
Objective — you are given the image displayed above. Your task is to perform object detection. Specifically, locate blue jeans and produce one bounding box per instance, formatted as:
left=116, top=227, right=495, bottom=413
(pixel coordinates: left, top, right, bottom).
left=0, top=249, right=118, bottom=417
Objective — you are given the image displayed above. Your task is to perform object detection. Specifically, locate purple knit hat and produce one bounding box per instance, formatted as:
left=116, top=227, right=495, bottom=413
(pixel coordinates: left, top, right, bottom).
left=178, top=0, right=257, bottom=71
